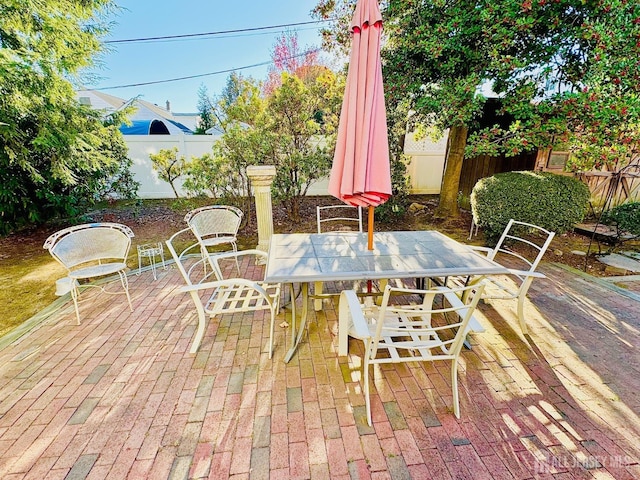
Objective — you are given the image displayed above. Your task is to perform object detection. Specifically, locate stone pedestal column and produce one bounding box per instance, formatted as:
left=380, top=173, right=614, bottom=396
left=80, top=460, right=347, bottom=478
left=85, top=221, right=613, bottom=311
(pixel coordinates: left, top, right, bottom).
left=247, top=165, right=276, bottom=255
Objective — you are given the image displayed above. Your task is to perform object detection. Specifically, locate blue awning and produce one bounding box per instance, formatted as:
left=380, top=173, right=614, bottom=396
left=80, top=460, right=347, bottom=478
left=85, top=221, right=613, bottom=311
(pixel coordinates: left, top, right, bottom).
left=119, top=119, right=193, bottom=135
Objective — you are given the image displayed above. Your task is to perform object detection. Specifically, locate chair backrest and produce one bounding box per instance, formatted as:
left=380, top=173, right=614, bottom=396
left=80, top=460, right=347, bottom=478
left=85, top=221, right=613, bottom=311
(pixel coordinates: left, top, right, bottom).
left=488, top=219, right=555, bottom=277
left=316, top=205, right=363, bottom=234
left=369, top=282, right=485, bottom=361
left=43, top=223, right=134, bottom=271
left=184, top=205, right=243, bottom=240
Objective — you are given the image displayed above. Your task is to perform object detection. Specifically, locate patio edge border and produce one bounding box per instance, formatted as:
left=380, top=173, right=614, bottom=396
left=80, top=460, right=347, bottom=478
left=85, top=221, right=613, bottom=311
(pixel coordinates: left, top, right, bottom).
left=551, top=262, right=640, bottom=303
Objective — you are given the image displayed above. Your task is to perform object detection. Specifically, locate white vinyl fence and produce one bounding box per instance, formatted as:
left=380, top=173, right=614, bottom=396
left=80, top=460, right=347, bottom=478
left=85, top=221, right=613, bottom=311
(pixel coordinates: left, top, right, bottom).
left=126, top=135, right=217, bottom=198
left=125, top=133, right=446, bottom=199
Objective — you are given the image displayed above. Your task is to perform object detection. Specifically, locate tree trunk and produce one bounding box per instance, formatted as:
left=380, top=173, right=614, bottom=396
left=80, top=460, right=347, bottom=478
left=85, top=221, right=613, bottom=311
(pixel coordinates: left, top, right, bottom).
left=170, top=182, right=180, bottom=199
left=290, top=196, right=300, bottom=222
left=434, top=125, right=469, bottom=219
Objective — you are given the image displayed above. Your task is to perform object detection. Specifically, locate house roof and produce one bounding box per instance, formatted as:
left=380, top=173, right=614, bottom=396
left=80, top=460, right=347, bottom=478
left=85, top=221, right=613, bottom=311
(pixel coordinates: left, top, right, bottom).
left=77, top=90, right=127, bottom=111
left=76, top=89, right=194, bottom=134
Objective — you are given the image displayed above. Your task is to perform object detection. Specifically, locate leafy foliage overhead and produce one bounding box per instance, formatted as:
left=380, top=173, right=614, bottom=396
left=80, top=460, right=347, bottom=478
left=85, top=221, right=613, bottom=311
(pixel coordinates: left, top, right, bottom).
left=314, top=0, right=640, bottom=216
left=380, top=0, right=640, bottom=168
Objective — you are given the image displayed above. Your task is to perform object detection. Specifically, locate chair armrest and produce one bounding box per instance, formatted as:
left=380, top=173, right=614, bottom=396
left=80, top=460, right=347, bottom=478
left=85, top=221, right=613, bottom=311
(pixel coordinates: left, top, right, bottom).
left=207, top=249, right=268, bottom=280
left=180, top=277, right=278, bottom=355
left=181, top=278, right=271, bottom=301
left=208, top=249, right=267, bottom=272
left=166, top=227, right=201, bottom=260
left=338, top=290, right=371, bottom=355
left=506, top=268, right=546, bottom=279
left=438, top=287, right=485, bottom=333
left=468, top=245, right=493, bottom=256
left=207, top=249, right=267, bottom=262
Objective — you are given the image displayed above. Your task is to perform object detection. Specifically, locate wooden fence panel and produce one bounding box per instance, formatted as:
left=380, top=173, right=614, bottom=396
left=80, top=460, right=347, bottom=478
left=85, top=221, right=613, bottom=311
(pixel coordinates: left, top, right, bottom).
left=459, top=151, right=537, bottom=198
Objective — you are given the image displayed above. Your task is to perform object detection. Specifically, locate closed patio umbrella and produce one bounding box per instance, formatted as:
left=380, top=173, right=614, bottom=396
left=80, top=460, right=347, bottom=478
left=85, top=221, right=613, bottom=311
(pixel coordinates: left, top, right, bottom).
left=328, top=0, right=391, bottom=250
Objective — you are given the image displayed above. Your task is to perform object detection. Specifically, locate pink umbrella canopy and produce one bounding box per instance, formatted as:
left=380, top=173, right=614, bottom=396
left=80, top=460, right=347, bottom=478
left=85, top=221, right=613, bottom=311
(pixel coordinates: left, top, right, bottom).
left=328, top=0, right=391, bottom=249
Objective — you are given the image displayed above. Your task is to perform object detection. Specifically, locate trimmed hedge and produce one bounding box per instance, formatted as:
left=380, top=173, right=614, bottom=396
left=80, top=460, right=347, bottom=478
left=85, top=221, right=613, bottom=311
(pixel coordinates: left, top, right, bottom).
left=470, top=171, right=590, bottom=241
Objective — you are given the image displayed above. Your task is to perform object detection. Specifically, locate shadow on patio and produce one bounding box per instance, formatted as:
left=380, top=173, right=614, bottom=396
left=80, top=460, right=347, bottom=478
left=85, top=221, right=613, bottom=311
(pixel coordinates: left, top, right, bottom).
left=0, top=258, right=638, bottom=479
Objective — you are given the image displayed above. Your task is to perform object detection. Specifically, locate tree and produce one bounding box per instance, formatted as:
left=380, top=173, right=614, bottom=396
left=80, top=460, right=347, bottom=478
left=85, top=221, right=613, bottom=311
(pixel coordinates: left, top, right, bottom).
left=380, top=1, right=505, bottom=219
left=267, top=71, right=343, bottom=218
left=316, top=0, right=640, bottom=218
left=185, top=68, right=344, bottom=220
left=313, top=0, right=360, bottom=54
left=149, top=148, right=186, bottom=198
left=263, top=31, right=320, bottom=95
left=0, top=0, right=136, bottom=233
left=185, top=76, right=271, bottom=213
left=221, top=72, right=245, bottom=108
left=187, top=29, right=344, bottom=221
left=466, top=0, right=640, bottom=176
left=195, top=85, right=215, bottom=134
left=182, top=153, right=225, bottom=199
left=72, top=112, right=139, bottom=203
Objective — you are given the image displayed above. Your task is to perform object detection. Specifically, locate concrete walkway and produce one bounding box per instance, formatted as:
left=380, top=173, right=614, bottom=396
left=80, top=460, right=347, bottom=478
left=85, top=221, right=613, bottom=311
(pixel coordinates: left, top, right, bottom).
left=0, top=259, right=638, bottom=479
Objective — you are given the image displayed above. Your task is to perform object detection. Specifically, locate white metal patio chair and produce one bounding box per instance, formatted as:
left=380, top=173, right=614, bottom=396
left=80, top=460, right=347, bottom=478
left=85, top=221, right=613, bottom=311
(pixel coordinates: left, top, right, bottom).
left=184, top=205, right=243, bottom=273
left=339, top=282, right=486, bottom=425
left=455, top=219, right=555, bottom=335
left=166, top=228, right=281, bottom=357
left=43, top=222, right=134, bottom=324
left=314, top=205, right=366, bottom=310
left=316, top=205, right=363, bottom=234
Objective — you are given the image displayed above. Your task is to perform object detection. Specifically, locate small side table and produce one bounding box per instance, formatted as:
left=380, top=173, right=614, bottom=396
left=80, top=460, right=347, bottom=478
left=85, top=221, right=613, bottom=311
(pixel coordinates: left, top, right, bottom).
left=137, top=242, right=166, bottom=280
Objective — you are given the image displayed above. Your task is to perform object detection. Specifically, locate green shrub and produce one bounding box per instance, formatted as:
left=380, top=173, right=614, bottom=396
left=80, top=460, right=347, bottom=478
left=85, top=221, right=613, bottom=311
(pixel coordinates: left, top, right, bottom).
left=601, top=202, right=640, bottom=236
left=470, top=171, right=590, bottom=241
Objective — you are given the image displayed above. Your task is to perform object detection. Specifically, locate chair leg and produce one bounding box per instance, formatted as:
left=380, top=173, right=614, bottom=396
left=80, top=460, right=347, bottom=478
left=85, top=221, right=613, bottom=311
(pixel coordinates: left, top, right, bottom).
left=364, top=354, right=372, bottom=426
left=516, top=278, right=534, bottom=335
left=159, top=247, right=167, bottom=271
left=314, top=281, right=323, bottom=311
left=376, top=279, right=388, bottom=305
left=118, top=271, right=133, bottom=312
left=232, top=241, right=240, bottom=275
left=268, top=308, right=275, bottom=359
left=338, top=298, right=350, bottom=356
left=200, top=246, right=209, bottom=277
left=517, top=296, right=528, bottom=335
left=71, top=283, right=81, bottom=325
left=274, top=288, right=282, bottom=315
left=149, top=252, right=157, bottom=280
left=451, top=359, right=460, bottom=418
left=189, top=292, right=207, bottom=354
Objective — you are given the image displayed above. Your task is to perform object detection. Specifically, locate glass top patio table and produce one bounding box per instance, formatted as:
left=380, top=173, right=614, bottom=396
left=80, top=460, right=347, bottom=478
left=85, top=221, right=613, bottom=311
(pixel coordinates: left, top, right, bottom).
left=266, top=231, right=507, bottom=282
left=265, top=230, right=508, bottom=362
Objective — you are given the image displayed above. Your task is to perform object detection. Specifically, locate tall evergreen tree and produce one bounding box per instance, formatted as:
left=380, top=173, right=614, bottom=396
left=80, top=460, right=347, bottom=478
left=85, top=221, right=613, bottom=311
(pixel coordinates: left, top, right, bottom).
left=195, top=84, right=215, bottom=134
left=221, top=72, right=245, bottom=108
left=0, top=0, right=136, bottom=232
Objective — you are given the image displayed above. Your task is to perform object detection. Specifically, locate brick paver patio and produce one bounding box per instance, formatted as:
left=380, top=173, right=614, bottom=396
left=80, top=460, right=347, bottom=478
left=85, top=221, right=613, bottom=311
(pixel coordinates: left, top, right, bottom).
left=0, top=256, right=638, bottom=479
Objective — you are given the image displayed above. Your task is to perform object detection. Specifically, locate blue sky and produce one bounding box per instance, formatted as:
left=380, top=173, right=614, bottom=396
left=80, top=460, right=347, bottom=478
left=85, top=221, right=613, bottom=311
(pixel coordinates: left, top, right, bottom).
left=88, top=0, right=328, bottom=113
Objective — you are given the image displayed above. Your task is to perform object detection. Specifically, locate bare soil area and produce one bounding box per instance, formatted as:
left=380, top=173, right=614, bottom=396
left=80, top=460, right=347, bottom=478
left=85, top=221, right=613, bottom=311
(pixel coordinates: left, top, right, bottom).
left=0, top=195, right=633, bottom=337
left=0, top=195, right=625, bottom=273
